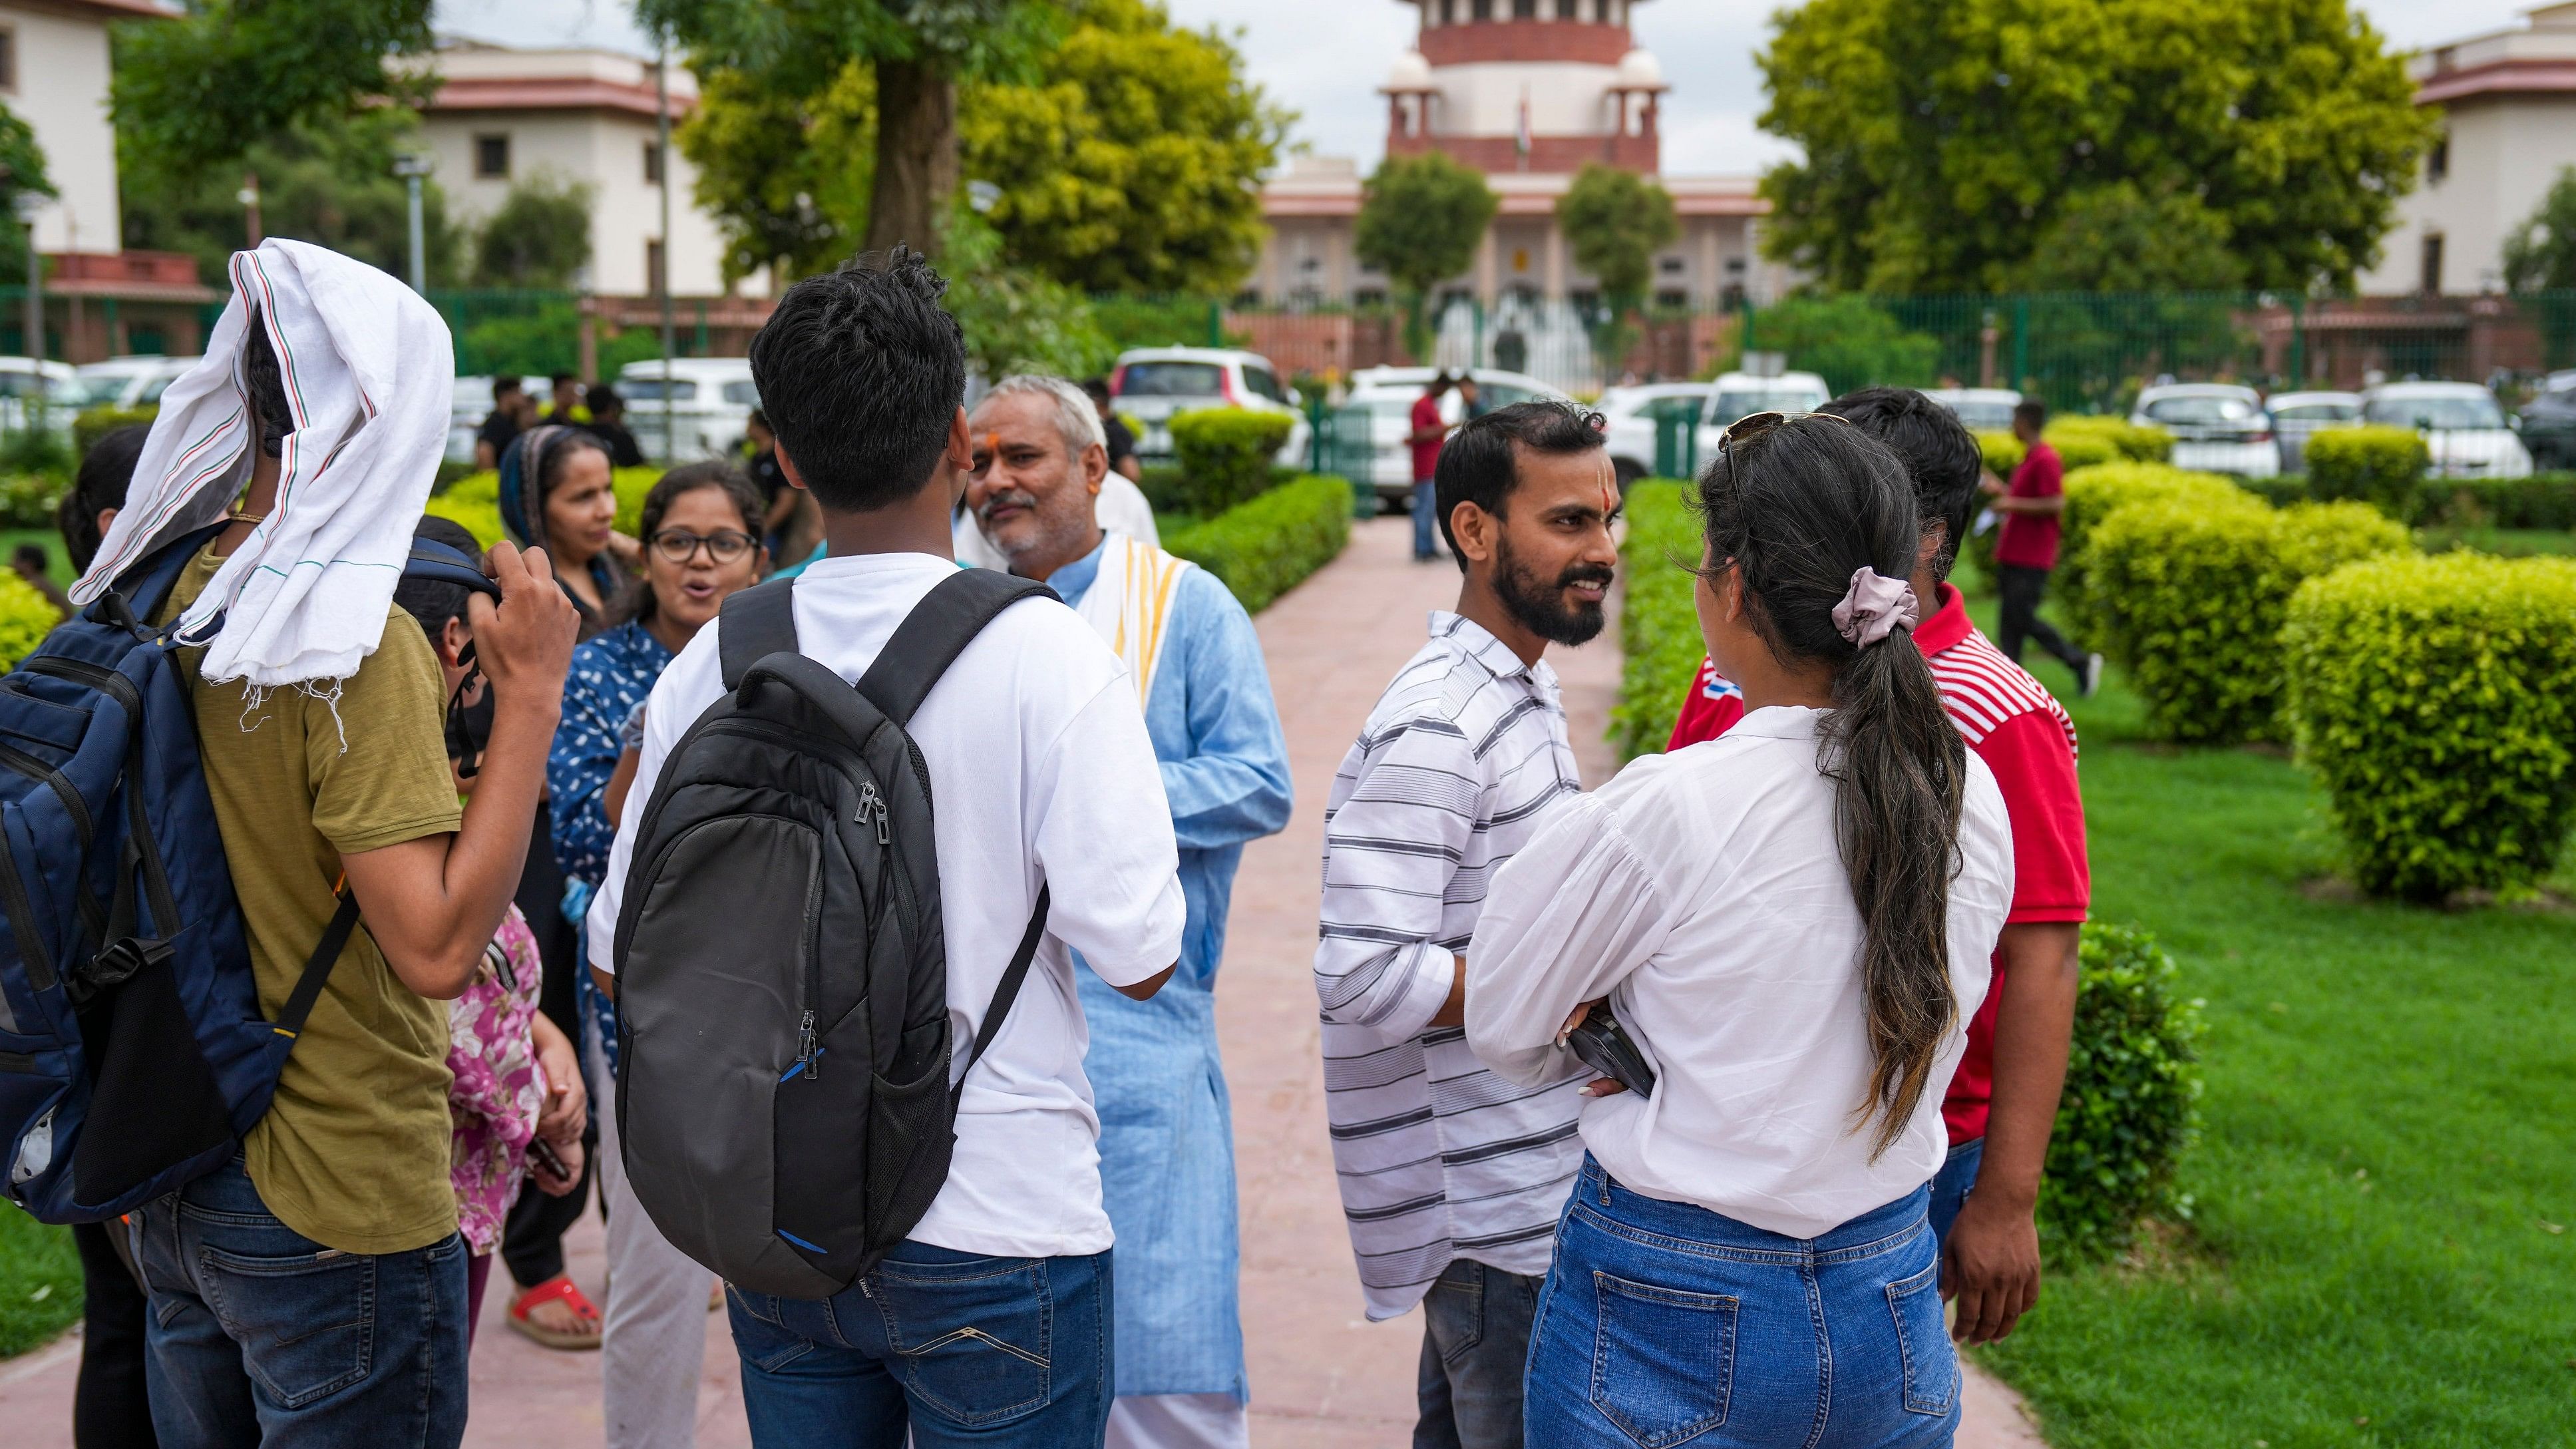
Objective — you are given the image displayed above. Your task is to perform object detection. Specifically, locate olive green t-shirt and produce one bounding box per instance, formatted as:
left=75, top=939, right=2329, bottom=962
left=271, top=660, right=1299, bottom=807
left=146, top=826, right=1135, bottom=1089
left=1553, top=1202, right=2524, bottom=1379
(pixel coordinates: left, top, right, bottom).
left=162, top=547, right=465, bottom=1253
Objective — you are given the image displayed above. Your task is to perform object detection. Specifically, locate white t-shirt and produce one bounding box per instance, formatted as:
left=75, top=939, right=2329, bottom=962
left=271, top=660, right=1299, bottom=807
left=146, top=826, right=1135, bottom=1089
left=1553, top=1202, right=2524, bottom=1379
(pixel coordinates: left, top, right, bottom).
left=587, top=551, right=1186, bottom=1259
left=1465, top=706, right=2014, bottom=1239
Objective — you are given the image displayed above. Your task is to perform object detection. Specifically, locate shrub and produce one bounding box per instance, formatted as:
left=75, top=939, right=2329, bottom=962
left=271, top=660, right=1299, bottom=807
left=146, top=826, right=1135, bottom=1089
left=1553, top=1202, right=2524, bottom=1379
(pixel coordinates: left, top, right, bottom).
left=1137, top=463, right=1188, bottom=518
left=2055, top=463, right=2247, bottom=643
left=0, top=473, right=59, bottom=528
left=2283, top=552, right=2576, bottom=900
left=1169, top=407, right=1293, bottom=517
left=2051, top=415, right=2175, bottom=464
left=1964, top=427, right=2183, bottom=586
left=2233, top=474, right=2308, bottom=509
left=73, top=405, right=158, bottom=457
left=2420, top=473, right=2576, bottom=531
left=1163, top=473, right=1350, bottom=614
left=421, top=465, right=662, bottom=550
left=0, top=570, right=59, bottom=670
left=2303, top=425, right=2426, bottom=521
left=2086, top=497, right=2410, bottom=742
left=2041, top=922, right=2204, bottom=1258
left=1610, top=480, right=1704, bottom=759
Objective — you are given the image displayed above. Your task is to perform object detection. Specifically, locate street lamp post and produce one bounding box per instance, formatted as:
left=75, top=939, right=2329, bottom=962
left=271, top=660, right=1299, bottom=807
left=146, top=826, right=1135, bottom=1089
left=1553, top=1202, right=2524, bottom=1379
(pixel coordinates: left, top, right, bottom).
left=655, top=37, right=677, bottom=463
left=393, top=154, right=434, bottom=293
left=14, top=192, right=47, bottom=415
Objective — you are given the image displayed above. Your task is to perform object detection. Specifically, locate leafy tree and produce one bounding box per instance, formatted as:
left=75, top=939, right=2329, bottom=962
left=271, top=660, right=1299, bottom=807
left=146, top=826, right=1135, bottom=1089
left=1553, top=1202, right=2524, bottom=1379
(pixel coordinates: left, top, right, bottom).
left=959, top=0, right=1287, bottom=293
left=471, top=175, right=596, bottom=288
left=681, top=62, right=875, bottom=283
left=2020, top=182, right=2245, bottom=293
left=1738, top=293, right=1938, bottom=397
left=1557, top=162, right=1678, bottom=371
left=111, top=0, right=435, bottom=184
left=943, top=208, right=1116, bottom=378
left=2503, top=166, right=2576, bottom=294
left=641, top=0, right=1055, bottom=262
left=120, top=108, right=466, bottom=286
left=1756, top=0, right=2433, bottom=294
left=1354, top=152, right=1495, bottom=360
left=0, top=101, right=55, bottom=283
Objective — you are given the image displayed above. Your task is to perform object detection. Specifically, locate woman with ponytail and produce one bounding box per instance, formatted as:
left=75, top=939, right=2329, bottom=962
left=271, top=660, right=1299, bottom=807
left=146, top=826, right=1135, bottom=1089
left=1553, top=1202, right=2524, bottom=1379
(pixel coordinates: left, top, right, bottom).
left=1465, top=413, right=2014, bottom=1447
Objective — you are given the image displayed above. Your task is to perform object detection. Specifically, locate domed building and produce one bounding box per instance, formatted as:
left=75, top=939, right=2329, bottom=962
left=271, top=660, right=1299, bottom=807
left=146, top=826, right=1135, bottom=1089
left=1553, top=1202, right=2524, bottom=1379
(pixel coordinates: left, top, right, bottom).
left=1246, top=0, right=1783, bottom=383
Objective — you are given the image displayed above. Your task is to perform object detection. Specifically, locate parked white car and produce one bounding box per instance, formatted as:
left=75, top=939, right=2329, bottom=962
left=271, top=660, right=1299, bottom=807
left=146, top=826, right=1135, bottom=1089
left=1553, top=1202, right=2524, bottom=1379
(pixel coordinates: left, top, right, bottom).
left=2129, top=383, right=2279, bottom=478
left=1111, top=346, right=1310, bottom=471
left=72, top=355, right=202, bottom=411
left=1338, top=366, right=1566, bottom=507
left=1597, top=382, right=1712, bottom=485
left=0, top=357, right=84, bottom=437
left=448, top=376, right=497, bottom=467
left=2264, top=390, right=2363, bottom=474
left=1694, top=370, right=1831, bottom=467
left=2362, top=381, right=2534, bottom=479
left=618, top=357, right=762, bottom=462
left=1921, top=387, right=2022, bottom=432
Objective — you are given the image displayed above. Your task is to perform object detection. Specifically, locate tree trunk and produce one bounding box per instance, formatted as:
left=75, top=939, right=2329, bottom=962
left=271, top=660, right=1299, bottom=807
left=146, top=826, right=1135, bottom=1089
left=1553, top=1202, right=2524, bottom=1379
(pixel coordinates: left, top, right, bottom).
left=865, top=57, right=959, bottom=260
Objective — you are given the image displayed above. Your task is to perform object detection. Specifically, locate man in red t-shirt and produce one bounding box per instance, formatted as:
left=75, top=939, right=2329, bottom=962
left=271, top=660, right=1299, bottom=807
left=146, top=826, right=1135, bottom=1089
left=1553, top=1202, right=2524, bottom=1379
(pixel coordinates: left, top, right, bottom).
left=1409, top=372, right=1459, bottom=562
left=1666, top=388, right=2088, bottom=1346
left=1986, top=398, right=2100, bottom=694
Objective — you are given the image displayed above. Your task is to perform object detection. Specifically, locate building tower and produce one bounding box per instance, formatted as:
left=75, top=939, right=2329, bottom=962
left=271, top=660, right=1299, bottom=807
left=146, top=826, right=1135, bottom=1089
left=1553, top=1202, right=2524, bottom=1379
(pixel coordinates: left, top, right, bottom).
left=1381, top=0, right=1668, bottom=176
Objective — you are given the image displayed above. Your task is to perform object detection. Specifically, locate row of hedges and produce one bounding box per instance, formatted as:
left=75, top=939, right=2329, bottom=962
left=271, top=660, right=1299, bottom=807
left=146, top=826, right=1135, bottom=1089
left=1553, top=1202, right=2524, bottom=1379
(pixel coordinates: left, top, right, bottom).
left=1164, top=473, right=1351, bottom=614
left=0, top=572, right=58, bottom=670
left=2246, top=471, right=2576, bottom=530
left=1974, top=416, right=2174, bottom=480
left=1168, top=407, right=1293, bottom=518
left=1610, top=479, right=1702, bottom=760
left=2284, top=553, right=2576, bottom=900
left=423, top=465, right=665, bottom=550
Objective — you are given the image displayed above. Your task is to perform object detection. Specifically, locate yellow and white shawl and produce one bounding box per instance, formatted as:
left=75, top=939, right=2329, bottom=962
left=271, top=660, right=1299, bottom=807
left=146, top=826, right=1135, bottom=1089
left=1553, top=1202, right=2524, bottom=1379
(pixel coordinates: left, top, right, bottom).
left=1075, top=532, right=1195, bottom=707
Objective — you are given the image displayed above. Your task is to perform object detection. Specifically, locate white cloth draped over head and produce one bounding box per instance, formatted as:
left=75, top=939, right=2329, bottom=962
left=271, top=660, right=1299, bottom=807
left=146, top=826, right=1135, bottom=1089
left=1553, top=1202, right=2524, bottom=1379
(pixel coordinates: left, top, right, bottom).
left=69, top=239, right=456, bottom=689
left=1075, top=532, right=1193, bottom=706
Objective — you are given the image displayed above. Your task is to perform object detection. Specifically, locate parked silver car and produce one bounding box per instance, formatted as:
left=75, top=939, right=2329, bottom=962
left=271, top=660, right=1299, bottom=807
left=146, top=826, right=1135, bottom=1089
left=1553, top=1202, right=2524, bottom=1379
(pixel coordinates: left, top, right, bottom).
left=2265, top=391, right=2362, bottom=474
left=1111, top=346, right=1310, bottom=469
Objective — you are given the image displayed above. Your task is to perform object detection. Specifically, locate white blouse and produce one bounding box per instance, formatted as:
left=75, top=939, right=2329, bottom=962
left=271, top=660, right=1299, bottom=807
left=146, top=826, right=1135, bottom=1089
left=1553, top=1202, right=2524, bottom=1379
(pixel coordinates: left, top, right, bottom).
left=1465, top=706, right=2015, bottom=1239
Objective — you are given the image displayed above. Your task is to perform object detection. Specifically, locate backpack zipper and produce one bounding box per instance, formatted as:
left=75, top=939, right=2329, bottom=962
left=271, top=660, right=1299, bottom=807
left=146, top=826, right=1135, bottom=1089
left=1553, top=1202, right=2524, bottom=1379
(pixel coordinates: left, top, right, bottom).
left=793, top=844, right=825, bottom=1082
left=854, top=781, right=890, bottom=846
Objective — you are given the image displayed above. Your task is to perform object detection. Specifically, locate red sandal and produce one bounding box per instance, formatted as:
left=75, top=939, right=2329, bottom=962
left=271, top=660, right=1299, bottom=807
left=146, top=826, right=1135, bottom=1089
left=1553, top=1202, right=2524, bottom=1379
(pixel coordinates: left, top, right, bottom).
left=507, top=1275, right=603, bottom=1350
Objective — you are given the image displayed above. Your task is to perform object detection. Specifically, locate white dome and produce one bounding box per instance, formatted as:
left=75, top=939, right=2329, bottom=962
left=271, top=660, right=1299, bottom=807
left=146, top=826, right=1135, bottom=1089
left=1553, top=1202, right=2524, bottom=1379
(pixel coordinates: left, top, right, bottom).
left=1616, top=48, right=1664, bottom=89
left=1385, top=50, right=1433, bottom=91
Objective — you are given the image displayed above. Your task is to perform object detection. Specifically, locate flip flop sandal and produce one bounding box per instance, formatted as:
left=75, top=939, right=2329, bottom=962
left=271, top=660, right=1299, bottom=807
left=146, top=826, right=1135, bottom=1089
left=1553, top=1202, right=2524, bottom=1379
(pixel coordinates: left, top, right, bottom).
left=508, top=1275, right=604, bottom=1350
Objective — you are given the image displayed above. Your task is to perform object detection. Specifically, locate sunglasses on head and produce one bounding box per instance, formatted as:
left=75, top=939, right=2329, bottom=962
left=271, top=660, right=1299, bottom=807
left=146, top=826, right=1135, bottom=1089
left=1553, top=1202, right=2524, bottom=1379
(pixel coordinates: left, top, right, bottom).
left=1716, top=408, right=1859, bottom=477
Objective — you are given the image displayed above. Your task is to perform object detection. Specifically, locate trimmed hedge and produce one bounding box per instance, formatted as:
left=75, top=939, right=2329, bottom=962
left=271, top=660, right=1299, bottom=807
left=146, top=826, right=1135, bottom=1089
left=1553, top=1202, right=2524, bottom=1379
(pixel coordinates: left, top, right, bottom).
left=2283, top=553, right=2576, bottom=900
left=1611, top=479, right=1703, bottom=760
left=2420, top=472, right=2576, bottom=531
left=1169, top=407, right=1293, bottom=517
left=1138, top=463, right=1187, bottom=517
left=1966, top=424, right=2182, bottom=584
left=2086, top=497, right=2411, bottom=742
left=2042, top=922, right=2204, bottom=1258
left=0, top=570, right=59, bottom=670
left=2055, top=462, right=2249, bottom=644
left=1164, top=473, right=1350, bottom=615
left=2304, top=425, right=2426, bottom=521
left=423, top=465, right=664, bottom=550
left=74, top=405, right=158, bottom=457
left=0, top=474, right=59, bottom=529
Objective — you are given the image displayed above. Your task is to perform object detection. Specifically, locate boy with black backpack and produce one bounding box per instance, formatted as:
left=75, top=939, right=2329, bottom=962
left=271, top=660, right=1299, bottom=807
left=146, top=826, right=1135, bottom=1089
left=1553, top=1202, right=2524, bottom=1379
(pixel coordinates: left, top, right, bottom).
left=585, top=248, right=1183, bottom=1448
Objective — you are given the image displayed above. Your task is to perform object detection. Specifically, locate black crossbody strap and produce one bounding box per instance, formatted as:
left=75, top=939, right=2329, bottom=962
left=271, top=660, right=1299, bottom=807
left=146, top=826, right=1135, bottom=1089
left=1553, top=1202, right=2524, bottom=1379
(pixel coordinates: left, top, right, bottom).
left=718, top=578, right=802, bottom=691
left=855, top=571, right=1058, bottom=727
left=954, top=887, right=1049, bottom=1103
left=272, top=884, right=361, bottom=1040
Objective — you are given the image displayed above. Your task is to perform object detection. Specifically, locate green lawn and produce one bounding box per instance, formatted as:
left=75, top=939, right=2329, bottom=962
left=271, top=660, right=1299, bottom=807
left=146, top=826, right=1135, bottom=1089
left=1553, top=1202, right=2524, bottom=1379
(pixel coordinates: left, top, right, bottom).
left=1960, top=593, right=2576, bottom=1448
left=0, top=1203, right=80, bottom=1358
left=0, top=528, right=73, bottom=586
left=2414, top=524, right=2576, bottom=558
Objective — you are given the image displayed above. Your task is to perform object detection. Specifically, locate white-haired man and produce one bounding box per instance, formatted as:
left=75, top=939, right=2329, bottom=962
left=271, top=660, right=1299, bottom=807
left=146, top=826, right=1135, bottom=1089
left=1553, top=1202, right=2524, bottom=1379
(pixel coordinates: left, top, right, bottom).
left=954, top=379, right=1161, bottom=568
left=964, top=374, right=1294, bottom=1448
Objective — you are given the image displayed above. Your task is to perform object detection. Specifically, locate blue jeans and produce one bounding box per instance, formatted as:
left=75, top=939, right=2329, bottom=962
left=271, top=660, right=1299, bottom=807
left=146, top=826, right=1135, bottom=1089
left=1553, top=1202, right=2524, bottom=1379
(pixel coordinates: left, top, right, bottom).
left=1412, top=480, right=1440, bottom=559
left=1415, top=1259, right=1544, bottom=1449
left=1926, top=1138, right=1984, bottom=1246
left=1526, top=1157, right=1956, bottom=1448
left=727, top=1241, right=1114, bottom=1448
left=132, top=1156, right=468, bottom=1448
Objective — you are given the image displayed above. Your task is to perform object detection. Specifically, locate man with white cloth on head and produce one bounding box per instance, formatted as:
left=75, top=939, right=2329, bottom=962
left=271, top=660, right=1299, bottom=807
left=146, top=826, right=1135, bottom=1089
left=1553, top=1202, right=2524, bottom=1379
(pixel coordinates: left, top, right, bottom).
left=74, top=238, right=579, bottom=1447
left=963, top=374, right=1294, bottom=1449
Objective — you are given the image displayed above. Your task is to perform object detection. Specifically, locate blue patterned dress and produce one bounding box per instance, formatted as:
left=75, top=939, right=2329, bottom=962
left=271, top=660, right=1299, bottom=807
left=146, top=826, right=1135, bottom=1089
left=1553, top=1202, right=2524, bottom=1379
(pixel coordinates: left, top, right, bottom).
left=548, top=621, right=675, bottom=1072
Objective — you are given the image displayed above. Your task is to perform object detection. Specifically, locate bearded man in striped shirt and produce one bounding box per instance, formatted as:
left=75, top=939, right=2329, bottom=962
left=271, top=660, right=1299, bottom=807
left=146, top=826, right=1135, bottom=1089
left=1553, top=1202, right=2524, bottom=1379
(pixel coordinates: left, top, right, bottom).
left=1665, top=386, right=2090, bottom=1350
left=1316, top=401, right=1620, bottom=1449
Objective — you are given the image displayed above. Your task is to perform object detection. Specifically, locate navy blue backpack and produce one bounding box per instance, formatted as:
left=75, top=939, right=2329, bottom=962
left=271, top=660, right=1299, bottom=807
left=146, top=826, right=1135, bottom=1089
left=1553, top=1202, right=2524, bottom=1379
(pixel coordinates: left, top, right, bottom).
left=0, top=525, right=496, bottom=1223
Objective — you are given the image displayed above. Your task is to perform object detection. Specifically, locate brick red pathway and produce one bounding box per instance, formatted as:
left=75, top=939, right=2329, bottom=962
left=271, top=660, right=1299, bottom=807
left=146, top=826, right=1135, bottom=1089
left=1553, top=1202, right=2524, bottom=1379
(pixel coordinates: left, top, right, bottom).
left=0, top=516, right=2044, bottom=1446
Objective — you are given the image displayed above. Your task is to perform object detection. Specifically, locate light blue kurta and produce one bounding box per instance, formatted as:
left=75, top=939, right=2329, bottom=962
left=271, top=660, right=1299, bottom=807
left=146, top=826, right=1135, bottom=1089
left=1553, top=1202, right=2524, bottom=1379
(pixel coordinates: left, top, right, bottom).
left=1051, top=540, right=1294, bottom=1402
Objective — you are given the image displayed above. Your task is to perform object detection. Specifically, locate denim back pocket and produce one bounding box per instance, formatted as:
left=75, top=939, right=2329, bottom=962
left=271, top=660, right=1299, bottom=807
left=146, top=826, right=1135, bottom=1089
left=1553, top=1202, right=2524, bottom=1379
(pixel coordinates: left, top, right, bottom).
left=873, top=1255, right=1052, bottom=1428
left=1884, top=1259, right=1958, bottom=1416
left=196, top=1243, right=375, bottom=1409
left=1588, top=1271, right=1736, bottom=1448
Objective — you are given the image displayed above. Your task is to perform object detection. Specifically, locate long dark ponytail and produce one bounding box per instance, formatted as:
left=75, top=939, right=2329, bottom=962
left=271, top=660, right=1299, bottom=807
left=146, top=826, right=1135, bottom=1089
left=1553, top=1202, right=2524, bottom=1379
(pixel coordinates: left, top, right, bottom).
left=1696, top=415, right=1968, bottom=1158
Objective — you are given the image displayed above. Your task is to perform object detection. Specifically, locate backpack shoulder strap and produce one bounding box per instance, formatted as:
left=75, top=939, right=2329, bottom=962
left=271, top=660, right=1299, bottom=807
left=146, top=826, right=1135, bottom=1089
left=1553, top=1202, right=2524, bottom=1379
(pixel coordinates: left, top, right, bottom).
left=91, top=523, right=227, bottom=631
left=954, top=887, right=1049, bottom=1105
left=272, top=885, right=362, bottom=1042
left=855, top=570, right=1057, bottom=727
left=719, top=578, right=801, bottom=692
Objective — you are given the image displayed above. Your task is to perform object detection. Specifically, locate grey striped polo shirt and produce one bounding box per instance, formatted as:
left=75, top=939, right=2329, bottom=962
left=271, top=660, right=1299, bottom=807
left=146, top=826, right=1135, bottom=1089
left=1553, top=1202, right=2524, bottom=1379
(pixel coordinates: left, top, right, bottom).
left=1314, top=612, right=1589, bottom=1321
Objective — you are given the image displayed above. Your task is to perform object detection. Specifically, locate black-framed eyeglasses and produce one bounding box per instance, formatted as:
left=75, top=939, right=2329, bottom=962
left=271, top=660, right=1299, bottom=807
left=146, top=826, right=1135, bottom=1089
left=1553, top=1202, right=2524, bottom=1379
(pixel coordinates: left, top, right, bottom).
left=649, top=528, right=757, bottom=565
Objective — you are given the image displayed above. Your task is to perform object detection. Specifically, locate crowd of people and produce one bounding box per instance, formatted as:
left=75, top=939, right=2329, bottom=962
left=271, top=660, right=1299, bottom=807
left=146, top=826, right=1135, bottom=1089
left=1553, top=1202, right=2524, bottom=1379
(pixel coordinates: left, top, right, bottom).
left=14, top=235, right=2091, bottom=1449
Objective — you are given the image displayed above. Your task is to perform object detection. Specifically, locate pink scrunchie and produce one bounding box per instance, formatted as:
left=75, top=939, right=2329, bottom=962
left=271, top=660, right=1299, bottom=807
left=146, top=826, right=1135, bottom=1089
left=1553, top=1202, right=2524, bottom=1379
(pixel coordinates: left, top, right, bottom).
left=1833, top=567, right=1919, bottom=648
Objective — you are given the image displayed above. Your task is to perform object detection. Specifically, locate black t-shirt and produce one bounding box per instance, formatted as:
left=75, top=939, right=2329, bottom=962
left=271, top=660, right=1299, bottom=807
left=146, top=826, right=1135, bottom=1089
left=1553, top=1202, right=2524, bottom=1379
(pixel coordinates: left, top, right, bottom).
left=588, top=420, right=646, bottom=469
left=476, top=409, right=520, bottom=459
left=749, top=448, right=788, bottom=505
left=1103, top=415, right=1137, bottom=469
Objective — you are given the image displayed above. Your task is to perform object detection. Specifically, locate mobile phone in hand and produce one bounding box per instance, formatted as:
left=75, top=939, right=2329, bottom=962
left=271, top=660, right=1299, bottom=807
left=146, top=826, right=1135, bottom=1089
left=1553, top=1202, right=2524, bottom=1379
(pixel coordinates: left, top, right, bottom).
left=1564, top=1004, right=1656, bottom=1098
left=530, top=1136, right=570, bottom=1183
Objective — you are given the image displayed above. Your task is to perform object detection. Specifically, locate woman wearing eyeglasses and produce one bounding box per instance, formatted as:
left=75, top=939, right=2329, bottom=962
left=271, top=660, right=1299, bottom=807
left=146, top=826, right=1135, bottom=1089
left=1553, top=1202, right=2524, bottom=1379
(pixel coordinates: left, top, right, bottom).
left=544, top=461, right=768, bottom=1442
left=1464, top=414, right=2016, bottom=1447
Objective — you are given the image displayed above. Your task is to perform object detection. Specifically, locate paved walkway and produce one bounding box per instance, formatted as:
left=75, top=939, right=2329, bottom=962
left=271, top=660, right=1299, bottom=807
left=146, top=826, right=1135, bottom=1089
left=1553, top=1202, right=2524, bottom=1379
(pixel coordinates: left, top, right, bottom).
left=0, top=516, right=2045, bottom=1446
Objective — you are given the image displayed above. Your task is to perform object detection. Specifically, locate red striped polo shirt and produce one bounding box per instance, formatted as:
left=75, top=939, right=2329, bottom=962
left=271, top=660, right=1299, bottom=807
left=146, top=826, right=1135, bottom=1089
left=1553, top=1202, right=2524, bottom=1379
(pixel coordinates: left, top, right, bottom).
left=1663, top=582, right=2090, bottom=1143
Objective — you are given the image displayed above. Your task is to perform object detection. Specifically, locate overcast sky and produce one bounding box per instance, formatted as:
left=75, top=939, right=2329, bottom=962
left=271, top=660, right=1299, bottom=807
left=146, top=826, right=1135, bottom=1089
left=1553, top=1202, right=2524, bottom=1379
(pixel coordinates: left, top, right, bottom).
left=435, top=0, right=2542, bottom=176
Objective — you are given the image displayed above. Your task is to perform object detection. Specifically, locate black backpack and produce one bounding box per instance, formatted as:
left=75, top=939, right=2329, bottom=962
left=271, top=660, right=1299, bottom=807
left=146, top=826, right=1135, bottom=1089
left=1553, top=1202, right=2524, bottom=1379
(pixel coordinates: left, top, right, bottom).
left=611, top=568, right=1055, bottom=1298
